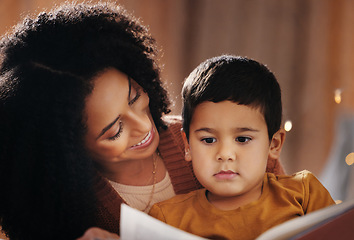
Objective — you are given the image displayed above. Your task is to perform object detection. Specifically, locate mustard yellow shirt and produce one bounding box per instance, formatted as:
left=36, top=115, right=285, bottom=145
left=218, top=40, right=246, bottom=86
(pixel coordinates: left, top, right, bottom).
left=149, top=170, right=335, bottom=240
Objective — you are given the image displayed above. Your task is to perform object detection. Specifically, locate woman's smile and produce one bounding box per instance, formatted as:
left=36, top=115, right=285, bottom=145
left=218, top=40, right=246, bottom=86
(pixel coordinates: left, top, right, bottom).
left=130, top=128, right=155, bottom=150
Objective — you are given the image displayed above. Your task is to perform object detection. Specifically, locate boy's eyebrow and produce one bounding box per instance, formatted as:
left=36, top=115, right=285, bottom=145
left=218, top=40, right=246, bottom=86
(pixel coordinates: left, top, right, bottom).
left=96, top=115, right=121, bottom=140
left=234, top=127, right=260, bottom=132
left=194, top=127, right=215, bottom=133
left=194, top=127, right=260, bottom=133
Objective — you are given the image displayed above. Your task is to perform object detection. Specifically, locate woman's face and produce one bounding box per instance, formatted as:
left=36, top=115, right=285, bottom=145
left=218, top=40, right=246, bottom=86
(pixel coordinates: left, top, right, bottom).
left=84, top=68, right=159, bottom=164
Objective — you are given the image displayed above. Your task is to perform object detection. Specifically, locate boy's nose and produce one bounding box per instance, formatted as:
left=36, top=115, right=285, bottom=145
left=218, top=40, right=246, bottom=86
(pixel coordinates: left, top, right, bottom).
left=217, top=142, right=236, bottom=161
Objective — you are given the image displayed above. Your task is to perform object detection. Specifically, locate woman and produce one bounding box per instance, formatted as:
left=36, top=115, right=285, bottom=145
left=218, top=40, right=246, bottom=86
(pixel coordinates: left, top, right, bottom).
left=0, top=2, right=284, bottom=240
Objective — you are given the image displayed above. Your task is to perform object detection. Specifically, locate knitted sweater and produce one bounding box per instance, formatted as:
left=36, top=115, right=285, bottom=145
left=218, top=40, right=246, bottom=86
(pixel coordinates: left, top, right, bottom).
left=92, top=116, right=285, bottom=234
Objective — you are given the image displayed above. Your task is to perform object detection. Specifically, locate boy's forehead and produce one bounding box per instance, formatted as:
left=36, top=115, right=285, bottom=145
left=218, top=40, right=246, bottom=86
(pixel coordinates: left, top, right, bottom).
left=193, top=100, right=264, bottom=116
left=190, top=100, right=267, bottom=129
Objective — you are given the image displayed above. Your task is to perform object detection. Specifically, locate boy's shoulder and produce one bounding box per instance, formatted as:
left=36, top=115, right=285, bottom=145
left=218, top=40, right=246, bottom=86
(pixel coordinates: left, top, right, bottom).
left=266, top=170, right=315, bottom=181
left=266, top=170, right=322, bottom=193
left=266, top=170, right=332, bottom=199
left=268, top=170, right=316, bottom=182
left=265, top=170, right=334, bottom=211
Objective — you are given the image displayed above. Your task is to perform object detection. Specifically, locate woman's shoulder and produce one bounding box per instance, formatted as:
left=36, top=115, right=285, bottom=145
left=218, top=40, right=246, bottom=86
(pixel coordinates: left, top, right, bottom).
left=162, top=115, right=182, bottom=127
left=158, top=115, right=183, bottom=147
left=160, top=115, right=182, bottom=136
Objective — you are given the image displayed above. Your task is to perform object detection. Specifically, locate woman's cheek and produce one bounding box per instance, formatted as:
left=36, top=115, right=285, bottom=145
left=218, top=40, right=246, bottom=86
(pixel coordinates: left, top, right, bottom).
left=101, top=141, right=128, bottom=157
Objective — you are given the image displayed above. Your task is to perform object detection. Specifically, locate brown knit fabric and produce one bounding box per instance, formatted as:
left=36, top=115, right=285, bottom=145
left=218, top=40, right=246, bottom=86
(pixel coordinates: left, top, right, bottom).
left=158, top=116, right=203, bottom=194
left=92, top=116, right=285, bottom=234
left=94, top=173, right=122, bottom=234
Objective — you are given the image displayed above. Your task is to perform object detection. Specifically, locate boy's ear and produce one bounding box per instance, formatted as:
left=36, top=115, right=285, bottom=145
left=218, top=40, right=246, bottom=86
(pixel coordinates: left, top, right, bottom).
left=268, top=128, right=286, bottom=160
left=181, top=129, right=192, bottom=162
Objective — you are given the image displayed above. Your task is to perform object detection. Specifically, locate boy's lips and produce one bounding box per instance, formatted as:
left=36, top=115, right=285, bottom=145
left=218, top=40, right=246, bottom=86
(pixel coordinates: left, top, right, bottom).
left=129, top=128, right=154, bottom=150
left=213, top=170, right=239, bottom=180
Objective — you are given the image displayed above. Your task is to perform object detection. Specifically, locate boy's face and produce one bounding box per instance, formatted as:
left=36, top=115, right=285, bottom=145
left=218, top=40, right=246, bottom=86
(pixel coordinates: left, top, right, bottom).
left=183, top=100, right=282, bottom=204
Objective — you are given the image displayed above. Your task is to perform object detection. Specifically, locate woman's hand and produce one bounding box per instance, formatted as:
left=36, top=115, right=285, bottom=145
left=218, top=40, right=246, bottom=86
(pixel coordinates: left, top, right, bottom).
left=76, top=227, right=120, bottom=240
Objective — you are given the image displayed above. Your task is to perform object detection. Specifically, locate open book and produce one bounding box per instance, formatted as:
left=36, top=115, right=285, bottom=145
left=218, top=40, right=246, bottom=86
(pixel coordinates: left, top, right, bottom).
left=120, top=199, right=354, bottom=240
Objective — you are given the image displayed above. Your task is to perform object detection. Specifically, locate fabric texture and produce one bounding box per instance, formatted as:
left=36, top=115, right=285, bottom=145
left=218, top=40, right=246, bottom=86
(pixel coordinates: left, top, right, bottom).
left=108, top=171, right=175, bottom=213
left=92, top=116, right=286, bottom=234
left=149, top=170, right=335, bottom=240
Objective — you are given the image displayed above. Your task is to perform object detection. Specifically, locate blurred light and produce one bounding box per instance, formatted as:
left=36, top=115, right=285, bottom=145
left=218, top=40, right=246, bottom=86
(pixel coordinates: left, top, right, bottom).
left=345, top=152, right=354, bottom=166
left=284, top=120, right=292, bottom=132
left=335, top=200, right=342, bottom=204
left=334, top=89, right=342, bottom=104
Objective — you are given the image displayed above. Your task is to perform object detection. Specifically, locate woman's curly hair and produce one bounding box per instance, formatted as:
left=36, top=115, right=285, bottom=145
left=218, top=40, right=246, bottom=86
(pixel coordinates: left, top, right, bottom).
left=0, top=2, right=170, bottom=239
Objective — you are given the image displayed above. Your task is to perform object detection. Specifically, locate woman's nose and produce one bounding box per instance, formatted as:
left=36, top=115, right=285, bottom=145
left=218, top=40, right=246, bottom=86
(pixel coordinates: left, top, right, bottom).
left=126, top=108, right=152, bottom=135
left=217, top=142, right=236, bottom=161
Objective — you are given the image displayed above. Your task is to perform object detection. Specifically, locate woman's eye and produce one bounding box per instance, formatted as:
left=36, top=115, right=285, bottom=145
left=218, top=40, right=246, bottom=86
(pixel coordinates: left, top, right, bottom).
left=201, top=137, right=216, bottom=144
left=129, top=86, right=141, bottom=105
left=108, top=121, right=123, bottom=141
left=236, top=136, right=251, bottom=143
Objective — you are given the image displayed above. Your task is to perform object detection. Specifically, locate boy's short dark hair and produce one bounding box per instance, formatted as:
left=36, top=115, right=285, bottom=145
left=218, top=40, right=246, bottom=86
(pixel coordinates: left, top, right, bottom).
left=182, top=55, right=282, bottom=140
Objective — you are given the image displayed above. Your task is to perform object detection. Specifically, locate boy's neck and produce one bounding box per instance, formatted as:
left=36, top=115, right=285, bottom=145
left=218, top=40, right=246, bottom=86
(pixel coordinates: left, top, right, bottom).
left=206, top=183, right=263, bottom=211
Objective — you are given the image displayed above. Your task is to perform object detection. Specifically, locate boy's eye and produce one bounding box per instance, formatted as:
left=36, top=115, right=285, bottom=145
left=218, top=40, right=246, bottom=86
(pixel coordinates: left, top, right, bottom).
left=201, top=137, right=216, bottom=144
left=236, top=136, right=251, bottom=143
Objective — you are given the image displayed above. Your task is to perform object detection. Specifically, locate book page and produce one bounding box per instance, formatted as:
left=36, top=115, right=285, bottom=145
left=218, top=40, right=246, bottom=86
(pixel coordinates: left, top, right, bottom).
left=120, top=204, right=208, bottom=240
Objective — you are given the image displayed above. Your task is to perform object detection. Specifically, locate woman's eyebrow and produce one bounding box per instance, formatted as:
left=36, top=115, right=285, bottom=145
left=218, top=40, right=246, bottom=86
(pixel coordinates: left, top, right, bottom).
left=96, top=115, right=121, bottom=140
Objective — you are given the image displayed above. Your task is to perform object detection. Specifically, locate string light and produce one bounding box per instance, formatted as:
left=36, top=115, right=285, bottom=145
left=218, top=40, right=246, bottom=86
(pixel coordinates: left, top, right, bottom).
left=345, top=152, right=354, bottom=166
left=284, top=120, right=292, bottom=132
left=334, top=89, right=342, bottom=104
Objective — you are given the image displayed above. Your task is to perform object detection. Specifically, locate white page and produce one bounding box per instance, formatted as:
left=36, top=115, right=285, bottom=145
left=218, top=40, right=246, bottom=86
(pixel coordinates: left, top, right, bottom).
left=120, top=204, right=208, bottom=240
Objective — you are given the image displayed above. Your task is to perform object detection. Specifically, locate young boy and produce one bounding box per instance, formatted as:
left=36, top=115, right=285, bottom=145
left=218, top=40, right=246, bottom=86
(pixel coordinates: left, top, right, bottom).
left=149, top=55, right=335, bottom=240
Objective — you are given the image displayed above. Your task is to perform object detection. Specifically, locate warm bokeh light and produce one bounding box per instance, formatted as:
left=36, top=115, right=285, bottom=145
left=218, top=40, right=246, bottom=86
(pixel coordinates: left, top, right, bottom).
left=334, top=89, right=342, bottom=104
left=284, top=120, right=293, bottom=132
left=345, top=152, right=354, bottom=166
